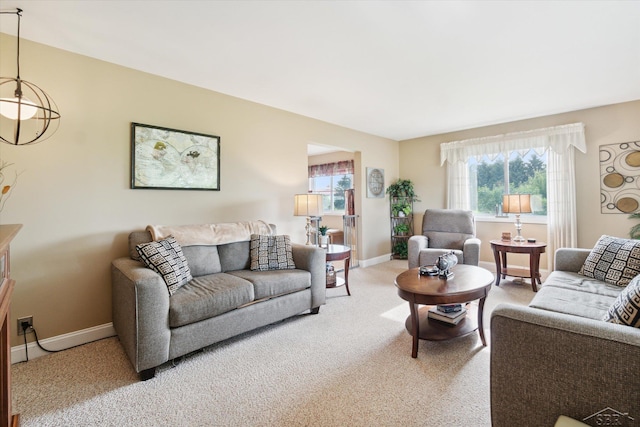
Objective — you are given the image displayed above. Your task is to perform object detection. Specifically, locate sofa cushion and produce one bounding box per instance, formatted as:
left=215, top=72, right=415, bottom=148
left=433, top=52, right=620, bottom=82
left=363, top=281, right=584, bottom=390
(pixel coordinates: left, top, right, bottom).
left=538, top=271, right=625, bottom=298
left=218, top=241, right=251, bottom=272
left=129, top=230, right=153, bottom=261
left=136, top=236, right=193, bottom=296
left=530, top=272, right=621, bottom=321
left=249, top=234, right=296, bottom=271
left=169, top=273, right=254, bottom=328
left=228, top=269, right=311, bottom=300
left=425, top=231, right=468, bottom=250
left=604, top=275, right=640, bottom=327
left=181, top=245, right=222, bottom=277
left=578, top=235, right=640, bottom=287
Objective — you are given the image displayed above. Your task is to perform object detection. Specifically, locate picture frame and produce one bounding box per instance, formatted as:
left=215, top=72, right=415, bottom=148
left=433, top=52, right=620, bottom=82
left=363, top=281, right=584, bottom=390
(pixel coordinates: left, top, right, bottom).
left=131, top=122, right=220, bottom=190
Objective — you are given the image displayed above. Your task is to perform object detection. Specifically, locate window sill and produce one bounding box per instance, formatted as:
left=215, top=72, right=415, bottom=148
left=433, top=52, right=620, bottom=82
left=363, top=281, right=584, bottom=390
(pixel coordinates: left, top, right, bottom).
left=475, top=215, right=547, bottom=225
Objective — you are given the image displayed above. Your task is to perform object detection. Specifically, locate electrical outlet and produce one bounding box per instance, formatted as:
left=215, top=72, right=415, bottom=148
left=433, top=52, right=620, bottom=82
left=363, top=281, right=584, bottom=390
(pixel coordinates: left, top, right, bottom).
left=17, top=316, right=33, bottom=335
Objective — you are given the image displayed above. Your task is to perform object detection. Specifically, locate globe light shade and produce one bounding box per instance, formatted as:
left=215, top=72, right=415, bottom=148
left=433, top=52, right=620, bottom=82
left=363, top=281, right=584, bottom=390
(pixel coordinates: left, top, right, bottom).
left=0, top=96, right=38, bottom=120
left=0, top=9, right=61, bottom=145
left=0, top=78, right=60, bottom=145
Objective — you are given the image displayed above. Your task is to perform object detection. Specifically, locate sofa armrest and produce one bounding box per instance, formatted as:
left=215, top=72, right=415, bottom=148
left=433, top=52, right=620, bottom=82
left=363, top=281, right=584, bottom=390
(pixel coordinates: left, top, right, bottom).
left=555, top=248, right=591, bottom=272
left=291, top=244, right=326, bottom=309
left=490, top=304, right=640, bottom=427
left=408, top=235, right=428, bottom=269
left=462, top=237, right=481, bottom=266
left=111, top=257, right=171, bottom=373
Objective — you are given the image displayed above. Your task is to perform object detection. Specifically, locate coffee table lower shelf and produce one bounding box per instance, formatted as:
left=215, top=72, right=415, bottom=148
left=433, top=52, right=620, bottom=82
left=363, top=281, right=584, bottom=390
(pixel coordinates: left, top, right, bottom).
left=404, top=305, right=479, bottom=342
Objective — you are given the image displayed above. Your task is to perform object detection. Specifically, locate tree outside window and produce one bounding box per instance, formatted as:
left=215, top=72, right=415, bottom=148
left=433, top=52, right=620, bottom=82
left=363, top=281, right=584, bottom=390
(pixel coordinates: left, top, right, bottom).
left=470, top=150, right=547, bottom=215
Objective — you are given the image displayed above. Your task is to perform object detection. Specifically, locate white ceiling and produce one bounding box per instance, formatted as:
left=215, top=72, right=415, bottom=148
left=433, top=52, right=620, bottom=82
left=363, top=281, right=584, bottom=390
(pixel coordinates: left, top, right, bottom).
left=1, top=1, right=639, bottom=141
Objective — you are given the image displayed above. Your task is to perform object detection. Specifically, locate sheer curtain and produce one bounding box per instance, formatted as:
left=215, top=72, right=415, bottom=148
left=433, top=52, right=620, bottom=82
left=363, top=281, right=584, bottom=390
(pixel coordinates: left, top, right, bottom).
left=440, top=123, right=587, bottom=269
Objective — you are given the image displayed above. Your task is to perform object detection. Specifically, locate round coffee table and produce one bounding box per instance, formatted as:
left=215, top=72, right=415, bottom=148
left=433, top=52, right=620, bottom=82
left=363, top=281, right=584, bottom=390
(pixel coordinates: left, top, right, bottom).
left=395, top=264, right=494, bottom=358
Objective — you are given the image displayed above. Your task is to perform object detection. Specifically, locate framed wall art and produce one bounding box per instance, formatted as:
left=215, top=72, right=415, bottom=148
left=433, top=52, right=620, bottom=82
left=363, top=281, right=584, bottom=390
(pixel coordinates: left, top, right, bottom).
left=131, top=122, right=220, bottom=190
left=366, top=167, right=385, bottom=198
left=600, top=140, right=640, bottom=213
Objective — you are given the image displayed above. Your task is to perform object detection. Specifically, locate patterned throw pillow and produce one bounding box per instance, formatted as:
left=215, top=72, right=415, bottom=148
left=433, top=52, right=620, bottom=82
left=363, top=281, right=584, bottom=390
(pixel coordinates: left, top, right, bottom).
left=250, top=234, right=296, bottom=271
left=136, top=236, right=193, bottom=295
left=578, top=235, right=640, bottom=287
left=603, top=275, right=640, bottom=327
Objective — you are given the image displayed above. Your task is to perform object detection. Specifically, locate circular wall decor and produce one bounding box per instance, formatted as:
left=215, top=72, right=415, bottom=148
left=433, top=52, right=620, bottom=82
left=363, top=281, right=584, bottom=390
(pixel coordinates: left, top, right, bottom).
left=367, top=167, right=385, bottom=198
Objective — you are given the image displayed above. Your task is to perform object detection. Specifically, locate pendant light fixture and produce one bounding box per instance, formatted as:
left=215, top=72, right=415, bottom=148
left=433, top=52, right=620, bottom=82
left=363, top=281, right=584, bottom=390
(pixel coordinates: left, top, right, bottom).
left=0, top=8, right=60, bottom=145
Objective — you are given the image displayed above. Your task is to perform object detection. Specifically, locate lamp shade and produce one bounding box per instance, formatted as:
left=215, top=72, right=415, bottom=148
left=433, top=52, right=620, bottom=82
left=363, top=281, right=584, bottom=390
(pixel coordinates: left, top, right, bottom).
left=502, top=194, right=532, bottom=214
left=294, top=194, right=324, bottom=217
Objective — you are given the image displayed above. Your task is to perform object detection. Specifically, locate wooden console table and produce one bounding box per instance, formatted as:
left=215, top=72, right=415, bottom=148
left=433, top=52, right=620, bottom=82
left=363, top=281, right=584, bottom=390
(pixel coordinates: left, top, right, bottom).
left=1, top=224, right=22, bottom=427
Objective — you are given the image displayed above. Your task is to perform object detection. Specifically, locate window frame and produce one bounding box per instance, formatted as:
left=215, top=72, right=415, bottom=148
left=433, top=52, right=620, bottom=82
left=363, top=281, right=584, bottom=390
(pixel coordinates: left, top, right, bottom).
left=308, top=173, right=354, bottom=215
left=469, top=149, right=548, bottom=223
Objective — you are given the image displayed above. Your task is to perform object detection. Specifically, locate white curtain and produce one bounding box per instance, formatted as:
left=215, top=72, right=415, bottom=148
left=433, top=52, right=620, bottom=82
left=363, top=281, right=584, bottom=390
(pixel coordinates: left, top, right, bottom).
left=446, top=160, right=470, bottom=210
left=441, top=123, right=587, bottom=269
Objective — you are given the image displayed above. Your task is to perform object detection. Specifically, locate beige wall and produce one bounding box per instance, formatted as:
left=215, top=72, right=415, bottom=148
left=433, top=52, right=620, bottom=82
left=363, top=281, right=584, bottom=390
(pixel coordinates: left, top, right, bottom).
left=400, top=99, right=640, bottom=267
left=0, top=34, right=398, bottom=345
left=3, top=32, right=639, bottom=347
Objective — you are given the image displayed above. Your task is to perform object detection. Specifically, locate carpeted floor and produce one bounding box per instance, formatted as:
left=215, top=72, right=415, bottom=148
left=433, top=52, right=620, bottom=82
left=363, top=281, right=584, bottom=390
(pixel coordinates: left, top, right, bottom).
left=11, top=260, right=535, bottom=426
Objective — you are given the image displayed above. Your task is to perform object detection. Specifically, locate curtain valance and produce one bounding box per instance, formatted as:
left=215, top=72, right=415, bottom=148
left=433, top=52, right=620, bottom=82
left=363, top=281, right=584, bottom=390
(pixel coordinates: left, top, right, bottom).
left=308, top=160, right=354, bottom=178
left=440, top=122, right=586, bottom=165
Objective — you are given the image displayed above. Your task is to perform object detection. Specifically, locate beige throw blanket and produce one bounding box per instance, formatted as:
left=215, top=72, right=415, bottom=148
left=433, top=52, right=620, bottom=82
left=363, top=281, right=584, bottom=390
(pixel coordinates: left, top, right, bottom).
left=146, top=220, right=274, bottom=246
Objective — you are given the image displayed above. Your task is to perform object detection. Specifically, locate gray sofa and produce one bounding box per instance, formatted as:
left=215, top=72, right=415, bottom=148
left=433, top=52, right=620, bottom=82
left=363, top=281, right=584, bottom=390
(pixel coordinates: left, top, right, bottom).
left=111, top=226, right=326, bottom=380
left=490, top=248, right=640, bottom=426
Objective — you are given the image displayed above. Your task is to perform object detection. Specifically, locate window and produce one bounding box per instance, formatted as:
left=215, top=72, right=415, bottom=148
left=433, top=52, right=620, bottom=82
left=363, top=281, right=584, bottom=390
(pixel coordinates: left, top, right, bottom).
left=440, top=122, right=586, bottom=269
left=469, top=150, right=548, bottom=216
left=308, top=160, right=354, bottom=213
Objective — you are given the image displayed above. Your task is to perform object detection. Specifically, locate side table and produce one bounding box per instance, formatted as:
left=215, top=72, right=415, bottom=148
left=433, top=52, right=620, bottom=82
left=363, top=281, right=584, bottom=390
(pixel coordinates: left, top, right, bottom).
left=490, top=239, right=547, bottom=292
left=325, top=244, right=351, bottom=296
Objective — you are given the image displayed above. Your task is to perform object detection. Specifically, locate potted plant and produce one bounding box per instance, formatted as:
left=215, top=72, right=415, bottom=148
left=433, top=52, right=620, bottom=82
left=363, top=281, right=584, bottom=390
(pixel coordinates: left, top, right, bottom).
left=318, top=226, right=329, bottom=247
left=393, top=240, right=409, bottom=259
left=386, top=179, right=420, bottom=202
left=394, top=223, right=411, bottom=236
left=392, top=203, right=412, bottom=217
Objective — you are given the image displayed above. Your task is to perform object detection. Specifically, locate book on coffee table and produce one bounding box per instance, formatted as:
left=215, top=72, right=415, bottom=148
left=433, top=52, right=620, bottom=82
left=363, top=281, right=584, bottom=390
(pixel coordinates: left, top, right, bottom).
left=437, top=303, right=463, bottom=313
left=427, top=306, right=467, bottom=325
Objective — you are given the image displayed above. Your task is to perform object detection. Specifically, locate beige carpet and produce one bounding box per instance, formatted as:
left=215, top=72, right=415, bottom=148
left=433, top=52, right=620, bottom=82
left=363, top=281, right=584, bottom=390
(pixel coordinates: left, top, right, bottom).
left=11, top=260, right=535, bottom=426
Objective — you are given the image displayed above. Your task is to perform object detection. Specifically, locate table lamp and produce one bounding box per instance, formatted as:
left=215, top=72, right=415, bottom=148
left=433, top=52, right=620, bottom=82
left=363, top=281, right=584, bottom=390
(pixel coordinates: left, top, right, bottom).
left=294, top=194, right=324, bottom=245
left=502, top=194, right=531, bottom=243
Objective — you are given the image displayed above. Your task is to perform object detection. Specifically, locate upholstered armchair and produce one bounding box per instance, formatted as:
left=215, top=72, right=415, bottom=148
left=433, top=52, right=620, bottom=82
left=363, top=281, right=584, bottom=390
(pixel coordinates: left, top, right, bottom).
left=408, top=209, right=480, bottom=269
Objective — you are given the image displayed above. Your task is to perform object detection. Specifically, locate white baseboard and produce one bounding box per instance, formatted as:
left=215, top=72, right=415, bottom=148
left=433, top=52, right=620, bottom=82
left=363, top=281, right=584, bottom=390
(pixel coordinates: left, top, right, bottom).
left=11, top=322, right=116, bottom=364
left=479, top=260, right=496, bottom=271
left=360, top=253, right=396, bottom=268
